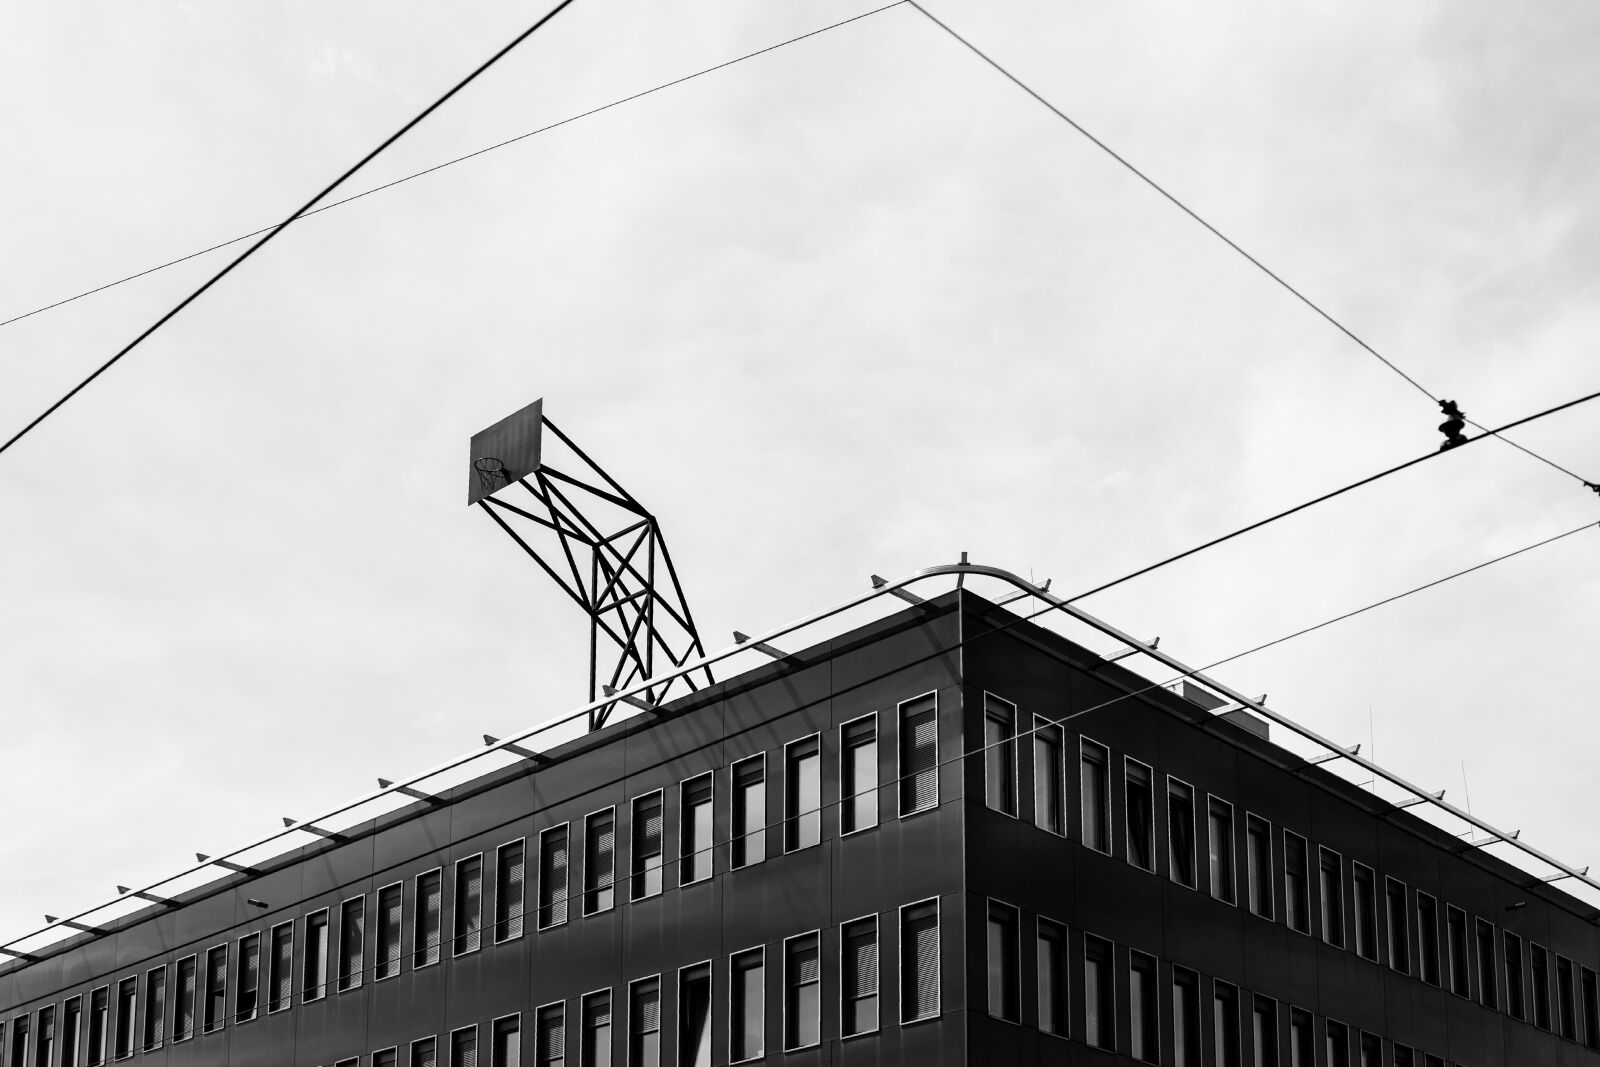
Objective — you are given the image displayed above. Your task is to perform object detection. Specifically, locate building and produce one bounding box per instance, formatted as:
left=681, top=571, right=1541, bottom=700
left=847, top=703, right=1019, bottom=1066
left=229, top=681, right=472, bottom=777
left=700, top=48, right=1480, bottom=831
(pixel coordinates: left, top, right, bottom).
left=5, top=571, right=1600, bottom=1067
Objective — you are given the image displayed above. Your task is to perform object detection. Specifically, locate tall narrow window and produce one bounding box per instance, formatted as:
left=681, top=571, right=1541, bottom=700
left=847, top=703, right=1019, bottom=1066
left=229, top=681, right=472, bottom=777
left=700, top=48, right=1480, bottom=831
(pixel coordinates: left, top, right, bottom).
left=1125, top=760, right=1154, bottom=871
left=538, top=826, right=570, bottom=928
left=631, top=794, right=664, bottom=900
left=62, top=997, right=81, bottom=1067
left=415, top=869, right=443, bottom=966
left=842, top=917, right=880, bottom=1037
left=1417, top=892, right=1440, bottom=986
left=1353, top=864, right=1376, bottom=960
left=1446, top=906, right=1469, bottom=997
left=304, top=910, right=330, bottom=1002
left=901, top=900, right=941, bottom=1023
left=1358, top=1031, right=1380, bottom=1067
left=450, top=1025, right=477, bottom=1067
left=413, top=1035, right=439, bottom=1067
left=1385, top=879, right=1409, bottom=974
left=12, top=1016, right=29, bottom=1067
left=1080, top=739, right=1110, bottom=853
left=731, top=756, right=766, bottom=868
left=1213, top=980, right=1241, bottom=1067
left=1325, top=1020, right=1349, bottom=1067
left=1169, top=779, right=1196, bottom=887
left=680, top=775, right=714, bottom=884
left=678, top=965, right=712, bottom=1067
left=36, top=1006, right=55, bottom=1067
left=1284, top=831, right=1310, bottom=933
left=1033, top=718, right=1064, bottom=835
left=114, top=976, right=136, bottom=1059
left=840, top=716, right=878, bottom=834
left=236, top=932, right=261, bottom=1022
left=1173, top=966, right=1200, bottom=1067
left=582, top=810, right=615, bottom=915
left=1253, top=995, right=1279, bottom=1067
left=88, top=987, right=109, bottom=1066
left=143, top=966, right=167, bottom=1050
left=268, top=922, right=293, bottom=1013
left=1319, top=849, right=1344, bottom=947
left=986, top=903, right=1019, bottom=1023
left=1289, top=1008, right=1313, bottom=1067
left=1532, top=942, right=1551, bottom=1029
left=536, top=1003, right=566, bottom=1067
left=1130, top=951, right=1158, bottom=1064
left=628, top=979, right=660, bottom=1067
left=581, top=992, right=611, bottom=1067
left=1392, top=1044, right=1414, bottom=1067
left=455, top=855, right=484, bottom=953
left=784, top=736, right=821, bottom=851
left=1475, top=919, right=1497, bottom=1008
left=340, top=896, right=366, bottom=990
left=730, top=950, right=764, bottom=1062
left=1247, top=815, right=1273, bottom=918
left=1209, top=797, right=1236, bottom=904
left=784, top=933, right=822, bottom=1049
left=1037, top=919, right=1068, bottom=1038
left=204, top=944, right=228, bottom=1032
left=1083, top=935, right=1114, bottom=1051
left=376, top=882, right=403, bottom=979
left=1505, top=931, right=1526, bottom=1019
left=899, top=694, right=938, bottom=815
left=375, top=1050, right=398, bottom=1067
left=1558, top=956, right=1578, bottom=1040
left=493, top=1016, right=521, bottom=1067
left=496, top=840, right=527, bottom=940
left=983, top=695, right=1017, bottom=815
left=1581, top=966, right=1600, bottom=1049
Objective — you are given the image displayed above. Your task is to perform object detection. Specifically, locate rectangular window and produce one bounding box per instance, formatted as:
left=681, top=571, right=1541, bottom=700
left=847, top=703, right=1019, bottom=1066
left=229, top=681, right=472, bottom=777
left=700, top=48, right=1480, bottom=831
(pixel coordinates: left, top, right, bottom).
left=582, top=810, right=615, bottom=915
left=784, top=736, right=821, bottom=851
left=88, top=988, right=109, bottom=1067
left=631, top=793, right=664, bottom=900
left=1319, top=848, right=1344, bottom=947
left=268, top=922, right=294, bottom=1013
left=1475, top=918, right=1497, bottom=1009
left=538, top=826, right=570, bottom=929
left=1505, top=931, right=1526, bottom=1019
left=236, top=932, right=261, bottom=1022
left=983, top=694, right=1018, bottom=816
left=1209, top=797, right=1236, bottom=904
left=1213, top=980, right=1241, bottom=1067
left=581, top=991, right=611, bottom=1067
left=1325, top=1020, right=1349, bottom=1067
left=1385, top=879, right=1409, bottom=974
left=376, top=882, right=403, bottom=979
left=1582, top=965, right=1600, bottom=1049
left=1253, top=995, right=1279, bottom=1067
left=339, top=895, right=366, bottom=990
left=493, top=1015, right=521, bottom=1067
left=1558, top=956, right=1578, bottom=1040
left=114, top=977, right=135, bottom=1059
left=1130, top=951, right=1158, bottom=1064
left=415, top=869, right=443, bottom=966
left=842, top=916, right=880, bottom=1037
left=899, top=693, right=938, bottom=815
left=784, top=933, right=821, bottom=1049
left=536, top=1002, right=566, bottom=1067
left=1358, top=1031, right=1380, bottom=1067
left=451, top=1025, right=477, bottom=1067
left=1247, top=815, right=1273, bottom=918
left=1080, top=739, right=1110, bottom=853
left=840, top=715, right=878, bottom=835
left=304, top=909, right=330, bottom=1002
left=1393, top=1044, right=1414, bottom=1067
left=986, top=902, right=1019, bottom=1023
left=11, top=1016, right=28, bottom=1067
left=1125, top=760, right=1155, bottom=871
left=1033, top=717, right=1064, bottom=835
left=413, top=1035, right=439, bottom=1067
left=1423, top=1056, right=1443, bottom=1067
left=1446, top=906, right=1469, bottom=997
left=1173, top=966, right=1200, bottom=1067
left=496, top=840, right=527, bottom=940
left=455, top=854, right=484, bottom=954
left=1169, top=778, right=1196, bottom=887
left=628, top=979, right=661, bottom=1067
left=731, top=756, right=766, bottom=868
left=1532, top=942, right=1551, bottom=1029
left=730, top=950, right=764, bottom=1062
left=37, top=1006, right=55, bottom=1067
left=1289, top=1007, right=1313, bottom=1067
left=204, top=944, right=227, bottom=1032
left=901, top=899, right=941, bottom=1023
left=376, top=1050, right=399, bottom=1067
left=1083, top=934, right=1114, bottom=1051
left=1284, top=831, right=1310, bottom=933
left=1352, top=864, right=1376, bottom=960
left=680, top=775, right=714, bottom=884
left=62, top=997, right=82, bottom=1067
left=678, top=964, right=711, bottom=1067
left=142, top=966, right=166, bottom=1050
left=1417, top=892, right=1440, bottom=986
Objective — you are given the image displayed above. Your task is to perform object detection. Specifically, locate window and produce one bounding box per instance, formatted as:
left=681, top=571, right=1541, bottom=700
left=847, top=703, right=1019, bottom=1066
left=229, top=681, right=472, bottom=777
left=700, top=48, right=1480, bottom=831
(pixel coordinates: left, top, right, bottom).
left=678, top=964, right=712, bottom=1067
left=10, top=1016, right=27, bottom=1067
left=840, top=715, right=878, bottom=834
left=1424, top=1057, right=1444, bottom=1067
left=1038, top=919, right=1068, bottom=1038
left=376, top=1050, right=399, bottom=1067
left=538, top=826, right=570, bottom=928
left=203, top=944, right=228, bottom=1032
left=631, top=794, right=664, bottom=900
left=1130, top=951, right=1158, bottom=1063
left=1213, top=980, right=1241, bottom=1067
left=304, top=910, right=330, bottom=1002
left=842, top=917, right=879, bottom=1037
left=899, top=693, right=938, bottom=815
left=1393, top=1044, right=1414, bottom=1067
left=983, top=694, right=1018, bottom=815
left=1083, top=934, right=1114, bottom=1051
left=1325, top=1020, right=1349, bottom=1067
left=1080, top=739, right=1110, bottom=853
left=36, top=1006, right=54, bottom=1067
left=88, top=987, right=109, bottom=1067
left=413, top=1035, right=439, bottom=1067
left=731, top=756, right=766, bottom=868
left=1446, top=906, right=1469, bottom=997
left=784, top=933, right=822, bottom=1049
left=901, top=899, right=941, bottom=1022
left=1209, top=796, right=1236, bottom=904
left=114, top=977, right=135, bottom=1059
left=680, top=775, right=714, bottom=884
left=268, top=923, right=293, bottom=1013
left=336, top=1059, right=358, bottom=1067
left=62, top=997, right=81, bottom=1067
left=1532, top=942, right=1551, bottom=1029
left=1417, top=892, right=1440, bottom=986
left=1358, top=1031, right=1380, bottom=1067
left=1385, top=879, right=1409, bottom=973
left=1126, top=760, right=1155, bottom=871
left=1504, top=931, right=1526, bottom=1019
left=536, top=1002, right=566, bottom=1067
left=784, top=736, right=821, bottom=851
left=1558, top=956, right=1578, bottom=1040
left=1173, top=966, right=1200, bottom=1066
left=236, top=932, right=261, bottom=1022
left=1169, top=778, right=1196, bottom=887
left=1475, top=919, right=1497, bottom=1009
left=339, top=895, right=366, bottom=990
left=455, top=854, right=485, bottom=953
left=142, top=966, right=166, bottom=1050
left=496, top=840, right=527, bottom=940
left=493, top=1015, right=521, bottom=1067
left=582, top=810, right=616, bottom=915
left=1253, top=995, right=1279, bottom=1067
left=451, top=1025, right=477, bottom=1067
left=1284, top=831, right=1310, bottom=933
left=629, top=979, right=661, bottom=1067
left=1582, top=966, right=1599, bottom=1049
left=1319, top=849, right=1344, bottom=947
left=1350, top=864, right=1376, bottom=959
left=415, top=869, right=443, bottom=966
left=1033, top=717, right=1064, bottom=835
left=730, top=950, right=764, bottom=1062
left=986, top=902, right=1019, bottom=1022
left=1290, top=1008, right=1313, bottom=1067
left=1246, top=815, right=1273, bottom=918
left=376, top=883, right=403, bottom=979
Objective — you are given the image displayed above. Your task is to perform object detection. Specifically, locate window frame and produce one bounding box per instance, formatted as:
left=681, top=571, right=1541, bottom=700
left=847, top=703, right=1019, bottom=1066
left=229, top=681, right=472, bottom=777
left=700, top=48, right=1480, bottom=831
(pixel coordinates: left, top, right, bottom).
left=678, top=771, right=716, bottom=885
left=728, top=945, right=766, bottom=1064
left=1504, top=929, right=1526, bottom=1020
left=581, top=806, right=617, bottom=917
left=839, top=912, right=881, bottom=1040
left=1445, top=904, right=1471, bottom=999
left=579, top=987, right=613, bottom=1067
left=1557, top=953, right=1579, bottom=1041
left=494, top=837, right=528, bottom=943
left=1251, top=993, right=1279, bottom=1067
left=626, top=976, right=661, bottom=1067
left=1474, top=916, right=1498, bottom=1010
left=783, top=733, right=823, bottom=854
left=449, top=1023, right=479, bottom=1067
left=730, top=753, right=767, bottom=869
left=413, top=866, right=444, bottom=969
left=234, top=929, right=262, bottom=1024
left=1384, top=877, right=1410, bottom=975
left=172, top=956, right=198, bottom=1044
left=1078, top=736, right=1112, bottom=854
left=1128, top=949, right=1159, bottom=1064
left=899, top=896, right=942, bottom=1025
left=537, top=823, right=571, bottom=930
left=984, top=899, right=1021, bottom=1024
left=1207, top=794, right=1237, bottom=905
left=411, top=1034, right=439, bottom=1067
left=839, top=711, right=879, bottom=837
left=86, top=986, right=110, bottom=1067
left=1032, top=713, right=1066, bottom=837
left=1082, top=933, right=1116, bottom=1052
left=676, top=960, right=713, bottom=1065
left=534, top=998, right=566, bottom=1067
left=491, top=1012, right=522, bottom=1067
left=1168, top=775, right=1197, bottom=888
left=453, top=851, right=486, bottom=956
left=1124, top=757, right=1156, bottom=873
left=782, top=930, right=824, bottom=1051
left=1318, top=847, right=1344, bottom=948
left=266, top=921, right=294, bottom=1015
left=1245, top=812, right=1275, bottom=920
left=1416, top=891, right=1441, bottom=987
left=1351, top=862, right=1377, bottom=961
left=981, top=692, right=1019, bottom=817
left=113, top=974, right=137, bottom=1061
left=202, top=941, right=229, bottom=1033
left=337, top=892, right=366, bottom=992
left=302, top=908, right=331, bottom=1004
left=897, top=690, right=940, bottom=818
left=375, top=879, right=405, bottom=980
left=141, top=963, right=167, bottom=1052
left=630, top=791, right=666, bottom=901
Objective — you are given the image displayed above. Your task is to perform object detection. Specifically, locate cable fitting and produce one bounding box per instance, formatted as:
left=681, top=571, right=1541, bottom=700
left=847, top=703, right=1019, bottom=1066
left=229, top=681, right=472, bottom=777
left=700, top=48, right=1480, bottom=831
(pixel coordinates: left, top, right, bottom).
left=1438, top=400, right=1469, bottom=451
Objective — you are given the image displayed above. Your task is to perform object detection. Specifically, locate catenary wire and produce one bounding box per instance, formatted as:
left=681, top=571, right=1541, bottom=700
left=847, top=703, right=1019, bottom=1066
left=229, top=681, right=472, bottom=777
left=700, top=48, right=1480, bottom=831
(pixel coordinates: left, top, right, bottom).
left=0, top=2, right=910, bottom=332
left=906, top=2, right=1594, bottom=489
left=0, top=0, right=579, bottom=459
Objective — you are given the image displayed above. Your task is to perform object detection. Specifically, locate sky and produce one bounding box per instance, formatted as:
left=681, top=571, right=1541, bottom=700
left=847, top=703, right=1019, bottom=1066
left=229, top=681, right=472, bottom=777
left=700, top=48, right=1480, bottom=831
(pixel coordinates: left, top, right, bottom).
left=2, top=0, right=1598, bottom=949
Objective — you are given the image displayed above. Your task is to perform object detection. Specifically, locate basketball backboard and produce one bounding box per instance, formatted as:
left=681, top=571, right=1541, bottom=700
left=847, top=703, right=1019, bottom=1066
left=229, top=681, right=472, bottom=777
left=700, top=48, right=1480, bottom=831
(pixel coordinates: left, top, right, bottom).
left=467, top=398, right=544, bottom=504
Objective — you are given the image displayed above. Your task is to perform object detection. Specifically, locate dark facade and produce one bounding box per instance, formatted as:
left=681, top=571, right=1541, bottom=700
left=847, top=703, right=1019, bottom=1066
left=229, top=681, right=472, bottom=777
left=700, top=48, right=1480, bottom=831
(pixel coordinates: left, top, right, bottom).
left=3, top=591, right=1598, bottom=1067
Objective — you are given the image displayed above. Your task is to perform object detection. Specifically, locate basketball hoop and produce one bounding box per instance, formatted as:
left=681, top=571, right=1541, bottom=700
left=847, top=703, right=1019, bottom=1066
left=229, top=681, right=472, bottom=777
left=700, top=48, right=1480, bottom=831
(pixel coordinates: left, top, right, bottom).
left=474, top=456, right=508, bottom=495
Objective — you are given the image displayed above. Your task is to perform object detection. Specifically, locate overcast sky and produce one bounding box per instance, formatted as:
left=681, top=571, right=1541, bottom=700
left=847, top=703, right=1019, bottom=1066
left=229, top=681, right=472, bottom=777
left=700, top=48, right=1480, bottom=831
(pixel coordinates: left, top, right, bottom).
left=3, top=0, right=1598, bottom=948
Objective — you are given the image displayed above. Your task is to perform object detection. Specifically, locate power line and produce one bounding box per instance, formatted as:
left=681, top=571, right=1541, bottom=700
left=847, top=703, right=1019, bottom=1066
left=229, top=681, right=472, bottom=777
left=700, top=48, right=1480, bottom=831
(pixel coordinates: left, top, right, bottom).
left=906, top=1, right=1595, bottom=489
left=0, top=0, right=580, bottom=459
left=0, top=2, right=910, bottom=333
